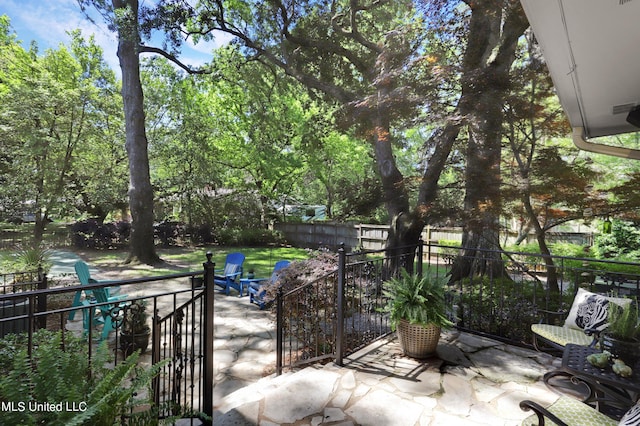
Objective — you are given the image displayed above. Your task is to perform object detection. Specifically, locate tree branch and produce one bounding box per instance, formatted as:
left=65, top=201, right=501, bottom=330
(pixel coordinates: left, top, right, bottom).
left=138, top=45, right=212, bottom=74
left=329, top=0, right=384, bottom=54
left=270, top=0, right=376, bottom=79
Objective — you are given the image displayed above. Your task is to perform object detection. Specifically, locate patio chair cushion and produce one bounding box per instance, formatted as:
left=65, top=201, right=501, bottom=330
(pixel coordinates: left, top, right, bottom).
left=223, top=263, right=241, bottom=277
left=521, top=396, right=618, bottom=426
left=530, top=323, right=595, bottom=347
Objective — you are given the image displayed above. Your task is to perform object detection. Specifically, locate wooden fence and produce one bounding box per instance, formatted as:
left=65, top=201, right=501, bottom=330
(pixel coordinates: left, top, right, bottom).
left=274, top=222, right=593, bottom=250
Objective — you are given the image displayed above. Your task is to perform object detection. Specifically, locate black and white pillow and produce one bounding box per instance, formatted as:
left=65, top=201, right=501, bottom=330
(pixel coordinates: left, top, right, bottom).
left=564, top=288, right=610, bottom=331
left=619, top=402, right=640, bottom=426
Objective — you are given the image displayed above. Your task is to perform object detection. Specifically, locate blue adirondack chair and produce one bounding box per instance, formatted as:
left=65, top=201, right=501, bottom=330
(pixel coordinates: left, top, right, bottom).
left=68, top=261, right=126, bottom=320
left=245, top=260, right=290, bottom=309
left=214, top=252, right=246, bottom=296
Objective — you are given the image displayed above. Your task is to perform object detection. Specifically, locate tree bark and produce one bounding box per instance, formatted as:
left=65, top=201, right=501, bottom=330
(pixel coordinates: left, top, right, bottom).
left=523, top=197, right=560, bottom=292
left=449, top=0, right=529, bottom=281
left=371, top=111, right=424, bottom=272
left=114, top=0, right=161, bottom=265
left=199, top=1, right=527, bottom=268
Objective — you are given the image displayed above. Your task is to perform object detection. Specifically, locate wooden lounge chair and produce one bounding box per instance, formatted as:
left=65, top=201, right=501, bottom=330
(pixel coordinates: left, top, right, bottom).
left=214, top=252, right=245, bottom=296
left=520, top=396, right=640, bottom=426
left=245, top=260, right=290, bottom=309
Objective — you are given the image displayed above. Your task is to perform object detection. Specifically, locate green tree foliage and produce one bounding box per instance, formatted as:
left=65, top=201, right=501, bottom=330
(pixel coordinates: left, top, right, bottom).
left=142, top=45, right=379, bottom=228
left=0, top=22, right=125, bottom=242
left=593, top=219, right=640, bottom=260
left=296, top=107, right=382, bottom=221
left=141, top=57, right=219, bottom=226
left=66, top=32, right=128, bottom=223
left=170, top=0, right=431, bottom=247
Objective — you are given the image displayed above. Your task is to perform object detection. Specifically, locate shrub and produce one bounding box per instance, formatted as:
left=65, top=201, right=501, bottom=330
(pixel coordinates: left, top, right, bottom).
left=262, top=249, right=338, bottom=359
left=215, top=227, right=285, bottom=247
left=593, top=220, right=640, bottom=260
left=154, top=221, right=186, bottom=246
left=186, top=223, right=215, bottom=245
left=550, top=242, right=589, bottom=258
left=454, top=276, right=545, bottom=344
left=69, top=220, right=129, bottom=249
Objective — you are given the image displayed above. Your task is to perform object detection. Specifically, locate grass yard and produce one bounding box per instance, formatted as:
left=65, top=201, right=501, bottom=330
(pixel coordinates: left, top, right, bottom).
left=67, top=245, right=310, bottom=279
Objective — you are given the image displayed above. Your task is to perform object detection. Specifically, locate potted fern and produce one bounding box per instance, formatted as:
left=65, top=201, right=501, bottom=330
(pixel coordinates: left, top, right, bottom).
left=120, top=300, right=151, bottom=357
left=600, top=300, right=640, bottom=365
left=383, top=270, right=453, bottom=358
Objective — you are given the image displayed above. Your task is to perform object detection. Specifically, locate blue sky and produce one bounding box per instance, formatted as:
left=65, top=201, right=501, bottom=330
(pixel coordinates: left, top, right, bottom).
left=1, top=0, right=230, bottom=73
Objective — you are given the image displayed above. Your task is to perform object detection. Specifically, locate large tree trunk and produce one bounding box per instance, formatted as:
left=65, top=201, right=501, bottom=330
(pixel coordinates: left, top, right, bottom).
left=114, top=0, right=161, bottom=265
left=370, top=109, right=423, bottom=273
left=449, top=1, right=529, bottom=281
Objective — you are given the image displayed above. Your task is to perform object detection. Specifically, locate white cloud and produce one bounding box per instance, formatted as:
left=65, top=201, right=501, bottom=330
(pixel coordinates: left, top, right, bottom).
left=4, top=0, right=119, bottom=69
left=3, top=0, right=232, bottom=74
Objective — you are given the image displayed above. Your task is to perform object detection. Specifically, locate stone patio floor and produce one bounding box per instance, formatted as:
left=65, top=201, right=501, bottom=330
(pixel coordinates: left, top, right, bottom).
left=212, top=331, right=562, bottom=426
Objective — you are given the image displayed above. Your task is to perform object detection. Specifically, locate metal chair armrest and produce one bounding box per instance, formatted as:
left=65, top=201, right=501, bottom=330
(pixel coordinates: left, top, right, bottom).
left=519, top=400, right=569, bottom=426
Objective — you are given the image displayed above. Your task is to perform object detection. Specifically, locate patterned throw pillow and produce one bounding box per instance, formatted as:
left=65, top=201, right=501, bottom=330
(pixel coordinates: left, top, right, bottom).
left=619, top=402, right=640, bottom=426
left=564, top=288, right=610, bottom=331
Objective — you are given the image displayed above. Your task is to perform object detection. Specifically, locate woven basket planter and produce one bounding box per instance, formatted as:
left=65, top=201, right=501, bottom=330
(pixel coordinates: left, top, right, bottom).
left=396, top=319, right=441, bottom=358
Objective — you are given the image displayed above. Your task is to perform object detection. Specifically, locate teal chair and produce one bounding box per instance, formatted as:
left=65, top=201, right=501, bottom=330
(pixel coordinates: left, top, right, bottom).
left=68, top=261, right=126, bottom=320
left=82, top=287, right=128, bottom=340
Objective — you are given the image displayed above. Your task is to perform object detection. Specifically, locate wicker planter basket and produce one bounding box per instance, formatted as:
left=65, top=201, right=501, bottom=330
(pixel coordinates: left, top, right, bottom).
left=396, top=319, right=441, bottom=358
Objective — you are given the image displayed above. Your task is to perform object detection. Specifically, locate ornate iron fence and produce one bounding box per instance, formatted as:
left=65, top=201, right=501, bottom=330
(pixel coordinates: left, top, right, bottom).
left=275, top=241, right=640, bottom=373
left=0, top=256, right=215, bottom=424
left=275, top=243, right=421, bottom=373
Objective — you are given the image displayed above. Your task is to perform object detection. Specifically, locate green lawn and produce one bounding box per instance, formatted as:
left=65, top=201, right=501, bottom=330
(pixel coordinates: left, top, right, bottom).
left=1, top=221, right=310, bottom=277
left=71, top=246, right=310, bottom=278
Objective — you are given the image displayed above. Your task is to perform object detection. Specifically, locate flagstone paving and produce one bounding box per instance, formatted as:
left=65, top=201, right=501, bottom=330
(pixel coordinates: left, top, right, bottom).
left=212, top=331, right=562, bottom=425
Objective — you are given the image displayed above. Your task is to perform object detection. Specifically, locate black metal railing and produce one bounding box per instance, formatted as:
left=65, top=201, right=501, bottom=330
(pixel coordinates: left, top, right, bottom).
left=0, top=255, right=217, bottom=424
left=275, top=243, right=421, bottom=373
left=0, top=268, right=48, bottom=334
left=154, top=276, right=207, bottom=419
left=1, top=268, right=46, bottom=294
left=275, top=241, right=640, bottom=373
left=428, top=243, right=640, bottom=345
left=3, top=243, right=640, bottom=420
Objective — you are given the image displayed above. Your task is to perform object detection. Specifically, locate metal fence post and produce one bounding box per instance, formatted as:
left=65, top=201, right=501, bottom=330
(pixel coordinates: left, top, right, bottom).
left=336, top=243, right=346, bottom=366
left=417, top=239, right=424, bottom=278
left=37, top=267, right=47, bottom=329
left=203, top=252, right=215, bottom=425
left=276, top=287, right=283, bottom=376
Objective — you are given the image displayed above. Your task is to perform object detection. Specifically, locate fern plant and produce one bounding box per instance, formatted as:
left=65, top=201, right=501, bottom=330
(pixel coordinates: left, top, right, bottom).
left=0, top=330, right=169, bottom=425
left=0, top=331, right=90, bottom=425
left=383, top=270, right=453, bottom=331
left=67, top=349, right=169, bottom=426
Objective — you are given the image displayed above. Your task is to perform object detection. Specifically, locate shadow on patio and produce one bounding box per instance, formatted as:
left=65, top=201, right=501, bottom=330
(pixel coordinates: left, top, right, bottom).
left=212, top=331, right=562, bottom=426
